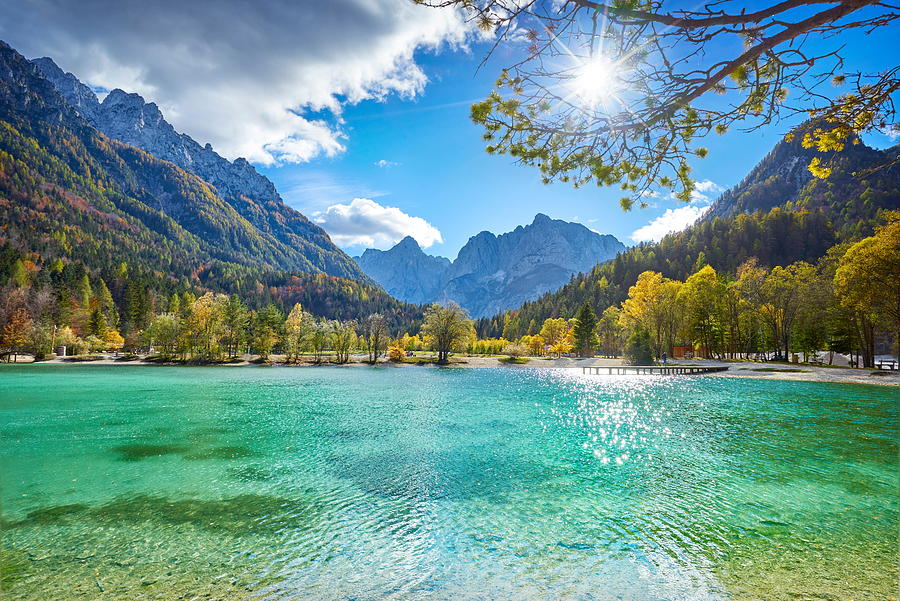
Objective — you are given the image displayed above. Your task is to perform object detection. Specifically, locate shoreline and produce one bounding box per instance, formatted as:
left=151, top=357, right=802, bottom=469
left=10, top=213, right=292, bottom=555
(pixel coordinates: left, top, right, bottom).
left=3, top=354, right=899, bottom=387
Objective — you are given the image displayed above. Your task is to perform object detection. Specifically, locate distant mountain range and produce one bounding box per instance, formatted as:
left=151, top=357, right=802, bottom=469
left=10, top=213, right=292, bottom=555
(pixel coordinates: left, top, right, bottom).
left=355, top=214, right=625, bottom=317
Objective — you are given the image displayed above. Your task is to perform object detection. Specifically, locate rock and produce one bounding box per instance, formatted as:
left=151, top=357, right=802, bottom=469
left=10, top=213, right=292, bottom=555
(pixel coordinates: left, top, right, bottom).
left=30, top=55, right=365, bottom=280
left=356, top=214, right=625, bottom=318
left=355, top=236, right=451, bottom=305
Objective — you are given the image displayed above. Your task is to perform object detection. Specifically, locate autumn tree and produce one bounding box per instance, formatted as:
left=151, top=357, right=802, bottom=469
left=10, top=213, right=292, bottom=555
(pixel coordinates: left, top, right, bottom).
left=2, top=308, right=31, bottom=362
left=835, top=212, right=900, bottom=363
left=619, top=271, right=682, bottom=357
left=330, top=320, right=358, bottom=364
left=762, top=262, right=818, bottom=361
left=361, top=313, right=389, bottom=362
left=309, top=320, right=331, bottom=363
left=284, top=303, right=312, bottom=363
left=597, top=305, right=623, bottom=357
left=421, top=303, right=475, bottom=364
left=423, top=0, right=899, bottom=207
left=145, top=314, right=181, bottom=359
left=539, top=317, right=569, bottom=348
left=679, top=265, right=725, bottom=359
left=521, top=333, right=545, bottom=356
left=185, top=293, right=228, bottom=360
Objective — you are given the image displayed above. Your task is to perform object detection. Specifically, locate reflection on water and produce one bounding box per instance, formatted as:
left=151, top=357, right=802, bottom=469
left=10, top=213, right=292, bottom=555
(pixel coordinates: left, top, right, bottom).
left=0, top=365, right=897, bottom=600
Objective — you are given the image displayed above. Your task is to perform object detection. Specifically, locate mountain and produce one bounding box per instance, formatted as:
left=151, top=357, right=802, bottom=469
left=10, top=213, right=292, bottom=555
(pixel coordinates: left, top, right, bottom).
left=704, top=125, right=900, bottom=236
left=476, top=132, right=899, bottom=338
left=0, top=41, right=422, bottom=331
left=30, top=54, right=365, bottom=280
left=355, top=236, right=451, bottom=305
left=356, top=214, right=625, bottom=317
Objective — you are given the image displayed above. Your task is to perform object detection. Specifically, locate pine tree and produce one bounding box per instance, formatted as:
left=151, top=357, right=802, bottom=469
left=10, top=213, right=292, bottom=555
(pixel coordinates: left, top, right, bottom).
left=572, top=302, right=599, bottom=357
left=77, top=274, right=92, bottom=308
left=624, top=327, right=654, bottom=365
left=88, top=306, right=108, bottom=338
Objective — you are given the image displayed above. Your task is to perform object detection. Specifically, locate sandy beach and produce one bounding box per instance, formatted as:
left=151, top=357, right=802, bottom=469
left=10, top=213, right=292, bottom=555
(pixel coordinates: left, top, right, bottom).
left=5, top=353, right=899, bottom=387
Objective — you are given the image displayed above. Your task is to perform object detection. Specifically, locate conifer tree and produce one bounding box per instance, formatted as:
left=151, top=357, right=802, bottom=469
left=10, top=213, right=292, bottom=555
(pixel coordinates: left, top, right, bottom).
left=573, top=302, right=599, bottom=357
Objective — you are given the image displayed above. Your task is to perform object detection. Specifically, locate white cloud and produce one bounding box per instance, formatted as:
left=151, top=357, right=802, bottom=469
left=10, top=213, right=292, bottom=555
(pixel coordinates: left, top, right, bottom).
left=630, top=179, right=722, bottom=242
left=314, top=198, right=442, bottom=249
left=374, top=159, right=400, bottom=168
left=631, top=205, right=709, bottom=243
left=0, top=0, right=480, bottom=165
left=690, top=179, right=724, bottom=203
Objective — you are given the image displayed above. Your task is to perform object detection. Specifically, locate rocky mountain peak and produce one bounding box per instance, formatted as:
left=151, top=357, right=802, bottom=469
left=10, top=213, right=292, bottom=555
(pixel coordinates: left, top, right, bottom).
left=31, top=56, right=100, bottom=121
left=395, top=235, right=420, bottom=249
left=19, top=45, right=366, bottom=281
left=356, top=215, right=626, bottom=317
left=31, top=57, right=282, bottom=207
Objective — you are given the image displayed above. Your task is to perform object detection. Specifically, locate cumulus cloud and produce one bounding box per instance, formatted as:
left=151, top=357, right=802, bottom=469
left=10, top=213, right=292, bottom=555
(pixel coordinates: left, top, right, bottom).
left=631, top=205, right=709, bottom=243
left=374, top=159, right=400, bottom=168
left=0, top=0, right=479, bottom=165
left=631, top=179, right=722, bottom=242
left=314, top=198, right=442, bottom=249
left=690, top=179, right=724, bottom=203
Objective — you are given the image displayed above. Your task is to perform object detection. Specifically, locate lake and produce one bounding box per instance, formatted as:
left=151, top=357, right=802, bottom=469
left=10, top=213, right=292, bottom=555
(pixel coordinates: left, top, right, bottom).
left=0, top=365, right=897, bottom=600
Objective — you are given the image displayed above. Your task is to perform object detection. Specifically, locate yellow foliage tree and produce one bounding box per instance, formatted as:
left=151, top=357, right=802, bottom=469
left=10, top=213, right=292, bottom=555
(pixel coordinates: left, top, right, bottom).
left=103, top=329, right=124, bottom=351
left=620, top=271, right=682, bottom=357
left=835, top=212, right=900, bottom=363
left=539, top=318, right=568, bottom=348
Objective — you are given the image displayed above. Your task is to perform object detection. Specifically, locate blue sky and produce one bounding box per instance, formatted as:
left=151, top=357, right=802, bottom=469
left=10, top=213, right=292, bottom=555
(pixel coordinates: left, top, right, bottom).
left=3, top=0, right=896, bottom=260
left=258, top=22, right=898, bottom=259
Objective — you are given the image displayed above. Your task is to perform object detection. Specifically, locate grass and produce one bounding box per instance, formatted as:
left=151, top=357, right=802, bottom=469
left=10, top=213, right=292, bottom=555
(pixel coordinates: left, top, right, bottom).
left=499, top=356, right=529, bottom=364
left=392, top=356, right=467, bottom=365
left=62, top=354, right=104, bottom=362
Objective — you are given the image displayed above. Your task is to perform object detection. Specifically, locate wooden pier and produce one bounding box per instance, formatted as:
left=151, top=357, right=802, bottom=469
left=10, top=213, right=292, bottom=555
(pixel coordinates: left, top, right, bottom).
left=582, top=365, right=729, bottom=376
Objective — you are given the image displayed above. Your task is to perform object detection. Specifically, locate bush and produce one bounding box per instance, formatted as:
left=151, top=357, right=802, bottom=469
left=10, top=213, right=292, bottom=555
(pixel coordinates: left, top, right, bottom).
left=388, top=344, right=405, bottom=362
left=624, top=328, right=654, bottom=365
left=499, top=356, right=529, bottom=364
left=502, top=343, right=527, bottom=358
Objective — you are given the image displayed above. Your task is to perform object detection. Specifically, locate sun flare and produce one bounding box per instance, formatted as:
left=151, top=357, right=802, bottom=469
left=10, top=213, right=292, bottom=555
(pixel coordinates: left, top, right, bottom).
left=571, top=55, right=621, bottom=106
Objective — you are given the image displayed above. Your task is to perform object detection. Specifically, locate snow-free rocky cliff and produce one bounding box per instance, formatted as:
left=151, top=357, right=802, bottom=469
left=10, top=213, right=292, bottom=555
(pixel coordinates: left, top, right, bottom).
left=356, top=214, right=625, bottom=318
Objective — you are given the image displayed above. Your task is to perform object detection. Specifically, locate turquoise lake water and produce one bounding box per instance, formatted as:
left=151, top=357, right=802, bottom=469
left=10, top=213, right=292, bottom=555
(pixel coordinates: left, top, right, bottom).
left=0, top=365, right=897, bottom=600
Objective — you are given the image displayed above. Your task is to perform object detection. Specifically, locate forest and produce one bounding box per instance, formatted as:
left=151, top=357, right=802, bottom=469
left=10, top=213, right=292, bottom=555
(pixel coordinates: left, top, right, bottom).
left=476, top=211, right=899, bottom=367
left=1, top=212, right=897, bottom=368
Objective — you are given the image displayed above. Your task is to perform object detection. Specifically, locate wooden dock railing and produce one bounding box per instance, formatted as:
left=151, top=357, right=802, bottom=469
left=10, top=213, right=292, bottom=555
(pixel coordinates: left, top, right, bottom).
left=582, top=365, right=729, bottom=376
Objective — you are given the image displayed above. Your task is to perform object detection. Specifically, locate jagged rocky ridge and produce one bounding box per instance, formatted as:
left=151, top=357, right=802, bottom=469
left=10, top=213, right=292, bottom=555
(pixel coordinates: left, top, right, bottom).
left=30, top=54, right=365, bottom=280
left=356, top=214, right=625, bottom=318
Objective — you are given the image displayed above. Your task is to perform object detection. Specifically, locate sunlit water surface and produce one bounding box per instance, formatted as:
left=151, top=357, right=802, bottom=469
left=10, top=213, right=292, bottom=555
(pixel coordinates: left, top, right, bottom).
left=0, top=366, right=897, bottom=601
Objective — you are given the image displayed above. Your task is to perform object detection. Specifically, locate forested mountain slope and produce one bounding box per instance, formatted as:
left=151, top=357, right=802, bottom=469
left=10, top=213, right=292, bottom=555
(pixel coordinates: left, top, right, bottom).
left=30, top=53, right=365, bottom=280
left=477, top=133, right=900, bottom=338
left=0, top=41, right=421, bottom=332
left=704, top=127, right=899, bottom=237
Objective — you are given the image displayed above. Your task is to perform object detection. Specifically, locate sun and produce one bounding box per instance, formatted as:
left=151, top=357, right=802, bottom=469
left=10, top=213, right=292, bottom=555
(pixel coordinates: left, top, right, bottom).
left=571, top=55, right=621, bottom=107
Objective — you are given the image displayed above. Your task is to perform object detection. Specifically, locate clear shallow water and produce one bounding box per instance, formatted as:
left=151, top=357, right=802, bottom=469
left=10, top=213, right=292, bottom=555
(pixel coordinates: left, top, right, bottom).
left=0, top=366, right=897, bottom=601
